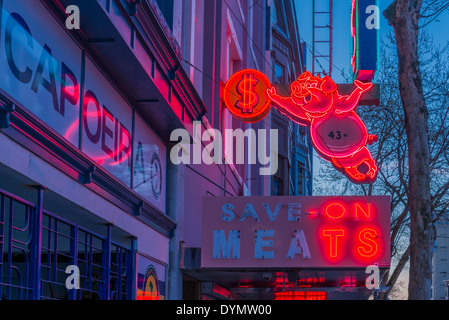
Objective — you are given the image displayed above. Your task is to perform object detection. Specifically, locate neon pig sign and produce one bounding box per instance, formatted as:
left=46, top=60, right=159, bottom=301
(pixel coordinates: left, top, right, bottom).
left=223, top=70, right=378, bottom=184
left=201, top=196, right=391, bottom=269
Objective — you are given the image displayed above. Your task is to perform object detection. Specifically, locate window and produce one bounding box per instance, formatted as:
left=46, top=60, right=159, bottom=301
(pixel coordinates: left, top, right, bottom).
left=41, top=213, right=76, bottom=300
left=75, top=228, right=105, bottom=300
left=156, top=0, right=174, bottom=29
left=273, top=0, right=288, bottom=36
left=110, top=243, right=131, bottom=300
left=0, top=192, right=34, bottom=299
left=42, top=212, right=132, bottom=300
left=297, top=164, right=304, bottom=196
left=272, top=156, right=285, bottom=195
left=273, top=177, right=282, bottom=196
left=274, top=62, right=285, bottom=83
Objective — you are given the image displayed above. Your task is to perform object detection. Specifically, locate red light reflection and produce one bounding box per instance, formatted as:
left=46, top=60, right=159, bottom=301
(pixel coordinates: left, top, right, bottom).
left=274, top=291, right=327, bottom=300
left=81, top=92, right=131, bottom=166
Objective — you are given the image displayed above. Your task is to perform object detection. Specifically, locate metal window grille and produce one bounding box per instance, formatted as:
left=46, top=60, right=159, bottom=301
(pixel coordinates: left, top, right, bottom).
left=41, top=212, right=74, bottom=300
left=110, top=243, right=131, bottom=300
left=0, top=187, right=133, bottom=300
left=75, top=226, right=106, bottom=300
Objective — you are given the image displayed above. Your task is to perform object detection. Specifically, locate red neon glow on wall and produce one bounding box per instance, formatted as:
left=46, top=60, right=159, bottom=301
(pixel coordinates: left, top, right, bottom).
left=223, top=69, right=379, bottom=184
left=136, top=292, right=160, bottom=300
left=274, top=291, right=327, bottom=300
left=64, top=119, right=79, bottom=141
left=64, top=94, right=132, bottom=166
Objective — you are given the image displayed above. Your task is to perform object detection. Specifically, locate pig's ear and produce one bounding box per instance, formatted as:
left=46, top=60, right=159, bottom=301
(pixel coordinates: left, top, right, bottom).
left=321, top=76, right=337, bottom=94
left=298, top=71, right=312, bottom=81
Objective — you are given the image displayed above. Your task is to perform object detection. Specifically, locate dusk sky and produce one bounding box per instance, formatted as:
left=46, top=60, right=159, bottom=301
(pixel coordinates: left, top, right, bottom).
left=297, top=0, right=449, bottom=83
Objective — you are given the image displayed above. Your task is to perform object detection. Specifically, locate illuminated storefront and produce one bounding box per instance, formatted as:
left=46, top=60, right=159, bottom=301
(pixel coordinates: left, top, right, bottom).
left=195, top=196, right=390, bottom=300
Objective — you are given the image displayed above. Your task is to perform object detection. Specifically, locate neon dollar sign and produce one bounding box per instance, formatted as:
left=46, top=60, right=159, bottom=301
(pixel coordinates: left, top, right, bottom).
left=235, top=73, right=259, bottom=113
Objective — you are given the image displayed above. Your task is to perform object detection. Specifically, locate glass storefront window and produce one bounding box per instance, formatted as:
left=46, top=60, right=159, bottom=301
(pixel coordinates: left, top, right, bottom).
left=0, top=187, right=133, bottom=300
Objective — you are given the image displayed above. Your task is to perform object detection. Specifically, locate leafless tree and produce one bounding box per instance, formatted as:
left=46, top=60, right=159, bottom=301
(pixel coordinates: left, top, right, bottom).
left=382, top=0, right=449, bottom=299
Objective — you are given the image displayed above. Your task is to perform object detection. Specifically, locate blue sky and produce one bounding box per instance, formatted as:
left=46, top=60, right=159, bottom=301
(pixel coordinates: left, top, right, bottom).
left=296, top=0, right=449, bottom=84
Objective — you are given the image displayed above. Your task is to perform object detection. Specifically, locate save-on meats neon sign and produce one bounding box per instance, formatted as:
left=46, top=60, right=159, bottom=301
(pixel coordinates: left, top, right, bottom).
left=223, top=70, right=378, bottom=184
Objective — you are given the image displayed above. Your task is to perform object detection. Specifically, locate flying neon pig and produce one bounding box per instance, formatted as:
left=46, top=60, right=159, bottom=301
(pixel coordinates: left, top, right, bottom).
left=266, top=72, right=378, bottom=184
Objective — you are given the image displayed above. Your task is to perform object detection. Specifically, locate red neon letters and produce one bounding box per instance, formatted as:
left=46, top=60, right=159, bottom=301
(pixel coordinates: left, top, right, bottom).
left=320, top=202, right=381, bottom=261
left=65, top=90, right=132, bottom=166
left=357, top=227, right=379, bottom=258
left=321, top=227, right=380, bottom=260
left=322, top=229, right=345, bottom=258
left=82, top=92, right=132, bottom=165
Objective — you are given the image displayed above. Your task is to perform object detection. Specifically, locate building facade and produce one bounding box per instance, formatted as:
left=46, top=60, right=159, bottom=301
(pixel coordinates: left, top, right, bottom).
left=0, top=0, right=312, bottom=300
left=175, top=0, right=311, bottom=299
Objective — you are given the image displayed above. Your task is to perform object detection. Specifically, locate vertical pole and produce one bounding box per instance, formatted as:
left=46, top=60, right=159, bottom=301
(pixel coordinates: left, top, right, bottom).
left=128, top=236, right=137, bottom=300
left=130, top=110, right=135, bottom=189
left=7, top=198, right=13, bottom=299
left=30, top=186, right=45, bottom=300
left=0, top=195, right=4, bottom=297
left=329, top=0, right=333, bottom=77
left=78, top=51, right=85, bottom=150
left=103, top=223, right=112, bottom=300
left=312, top=0, right=315, bottom=75
left=69, top=224, right=79, bottom=300
left=167, top=160, right=185, bottom=300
